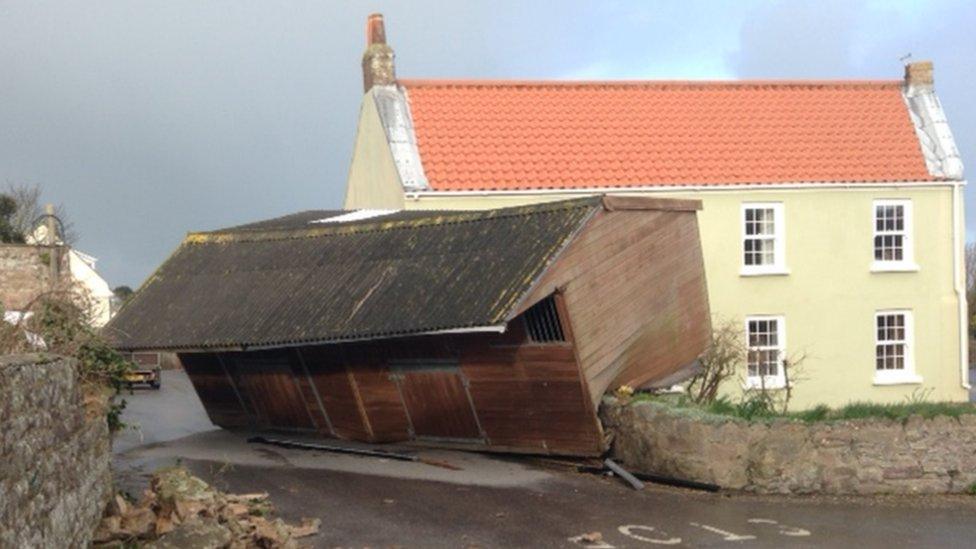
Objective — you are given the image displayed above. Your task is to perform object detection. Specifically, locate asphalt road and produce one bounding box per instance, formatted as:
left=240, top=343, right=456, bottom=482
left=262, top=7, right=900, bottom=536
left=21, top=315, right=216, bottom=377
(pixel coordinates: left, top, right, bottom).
left=112, top=367, right=217, bottom=453
left=114, top=370, right=976, bottom=548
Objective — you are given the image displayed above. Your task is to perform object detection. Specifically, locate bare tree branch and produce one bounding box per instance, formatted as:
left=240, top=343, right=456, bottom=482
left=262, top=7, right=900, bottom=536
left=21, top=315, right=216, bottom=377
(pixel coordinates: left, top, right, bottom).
left=4, top=182, right=77, bottom=245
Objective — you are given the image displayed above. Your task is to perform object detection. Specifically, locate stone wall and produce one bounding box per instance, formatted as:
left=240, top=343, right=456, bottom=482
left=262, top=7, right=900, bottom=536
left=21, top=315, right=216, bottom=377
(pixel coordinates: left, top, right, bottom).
left=0, top=244, right=66, bottom=311
left=0, top=354, right=112, bottom=547
left=601, top=398, right=976, bottom=494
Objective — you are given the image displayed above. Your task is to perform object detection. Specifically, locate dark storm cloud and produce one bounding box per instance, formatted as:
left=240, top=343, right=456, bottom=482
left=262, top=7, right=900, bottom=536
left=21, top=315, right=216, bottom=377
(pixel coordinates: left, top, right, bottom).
left=1, top=1, right=974, bottom=285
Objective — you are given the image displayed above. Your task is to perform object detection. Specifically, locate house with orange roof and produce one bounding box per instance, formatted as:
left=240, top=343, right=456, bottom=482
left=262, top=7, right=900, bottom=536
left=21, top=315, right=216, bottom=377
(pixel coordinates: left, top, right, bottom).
left=344, top=14, right=969, bottom=409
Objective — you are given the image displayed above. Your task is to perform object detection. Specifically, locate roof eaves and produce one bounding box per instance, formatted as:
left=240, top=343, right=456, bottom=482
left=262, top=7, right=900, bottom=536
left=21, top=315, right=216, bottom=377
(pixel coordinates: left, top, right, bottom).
left=115, top=323, right=510, bottom=353
left=410, top=179, right=951, bottom=194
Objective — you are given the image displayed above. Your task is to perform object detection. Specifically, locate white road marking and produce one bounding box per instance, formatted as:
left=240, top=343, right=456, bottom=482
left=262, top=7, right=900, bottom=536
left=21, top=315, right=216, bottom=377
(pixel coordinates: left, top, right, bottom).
left=617, top=525, right=682, bottom=545
left=689, top=522, right=756, bottom=542
left=748, top=518, right=812, bottom=537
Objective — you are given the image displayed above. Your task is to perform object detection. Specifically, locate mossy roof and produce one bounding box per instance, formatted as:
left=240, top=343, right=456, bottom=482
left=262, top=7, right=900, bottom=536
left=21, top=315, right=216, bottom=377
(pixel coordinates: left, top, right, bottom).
left=107, top=198, right=601, bottom=351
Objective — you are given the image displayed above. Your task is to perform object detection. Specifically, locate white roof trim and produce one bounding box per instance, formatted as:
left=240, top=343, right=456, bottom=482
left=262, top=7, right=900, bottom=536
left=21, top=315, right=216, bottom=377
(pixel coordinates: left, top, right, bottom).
left=406, top=180, right=961, bottom=199
left=238, top=324, right=509, bottom=352
left=903, top=84, right=964, bottom=180
left=312, top=209, right=398, bottom=224
left=372, top=85, right=430, bottom=192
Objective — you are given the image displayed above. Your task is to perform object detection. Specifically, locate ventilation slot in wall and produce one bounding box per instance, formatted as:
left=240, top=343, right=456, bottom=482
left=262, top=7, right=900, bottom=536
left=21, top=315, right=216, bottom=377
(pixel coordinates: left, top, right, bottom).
left=524, top=296, right=565, bottom=343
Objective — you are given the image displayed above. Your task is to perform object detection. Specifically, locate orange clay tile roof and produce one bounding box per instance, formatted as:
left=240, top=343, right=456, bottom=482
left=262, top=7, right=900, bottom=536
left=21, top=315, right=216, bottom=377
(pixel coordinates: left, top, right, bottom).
left=399, top=80, right=935, bottom=190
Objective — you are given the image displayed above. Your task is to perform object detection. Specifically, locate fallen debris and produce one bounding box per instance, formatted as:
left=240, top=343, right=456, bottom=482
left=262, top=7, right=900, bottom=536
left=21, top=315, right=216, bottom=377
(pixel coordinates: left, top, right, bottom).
left=580, top=531, right=603, bottom=543
left=248, top=435, right=464, bottom=471
left=93, top=467, right=319, bottom=548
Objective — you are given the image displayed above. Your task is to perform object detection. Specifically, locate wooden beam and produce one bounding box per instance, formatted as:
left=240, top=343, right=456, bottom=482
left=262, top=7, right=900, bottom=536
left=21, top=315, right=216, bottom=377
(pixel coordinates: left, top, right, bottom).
left=294, top=348, right=336, bottom=436
left=601, top=195, right=702, bottom=212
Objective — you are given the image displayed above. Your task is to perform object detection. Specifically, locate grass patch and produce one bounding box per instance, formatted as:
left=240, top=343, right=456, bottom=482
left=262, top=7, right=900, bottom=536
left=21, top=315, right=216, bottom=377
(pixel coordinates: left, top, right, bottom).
left=626, top=393, right=976, bottom=423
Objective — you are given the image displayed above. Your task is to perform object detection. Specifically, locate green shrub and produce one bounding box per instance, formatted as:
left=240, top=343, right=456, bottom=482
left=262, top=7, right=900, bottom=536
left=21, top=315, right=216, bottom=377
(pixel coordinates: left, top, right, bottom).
left=705, top=396, right=737, bottom=416
left=1, top=290, right=133, bottom=432
left=793, top=404, right=830, bottom=422
left=627, top=392, right=976, bottom=424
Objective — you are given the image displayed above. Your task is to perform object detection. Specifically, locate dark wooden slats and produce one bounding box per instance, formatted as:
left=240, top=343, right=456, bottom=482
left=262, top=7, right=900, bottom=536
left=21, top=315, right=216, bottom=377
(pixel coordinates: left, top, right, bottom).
left=233, top=351, right=316, bottom=431
left=350, top=364, right=411, bottom=442
left=300, top=346, right=371, bottom=440
left=180, top=353, right=250, bottom=427
left=397, top=369, right=482, bottom=440
left=177, top=329, right=605, bottom=456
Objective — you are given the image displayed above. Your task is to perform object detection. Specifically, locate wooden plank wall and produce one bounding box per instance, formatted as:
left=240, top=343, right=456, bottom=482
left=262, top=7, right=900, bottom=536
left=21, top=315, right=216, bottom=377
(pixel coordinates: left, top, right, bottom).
left=520, top=207, right=711, bottom=404
left=180, top=352, right=251, bottom=428
left=179, top=325, right=605, bottom=456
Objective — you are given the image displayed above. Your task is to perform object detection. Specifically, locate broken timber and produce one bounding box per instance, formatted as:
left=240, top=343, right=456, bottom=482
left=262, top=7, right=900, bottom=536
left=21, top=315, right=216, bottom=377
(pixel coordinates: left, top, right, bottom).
left=248, top=436, right=418, bottom=461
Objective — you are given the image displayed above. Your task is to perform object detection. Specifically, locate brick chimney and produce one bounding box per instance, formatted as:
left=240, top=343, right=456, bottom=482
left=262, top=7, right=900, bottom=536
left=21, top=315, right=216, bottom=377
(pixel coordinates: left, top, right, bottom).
left=362, top=13, right=395, bottom=92
left=904, top=60, right=934, bottom=89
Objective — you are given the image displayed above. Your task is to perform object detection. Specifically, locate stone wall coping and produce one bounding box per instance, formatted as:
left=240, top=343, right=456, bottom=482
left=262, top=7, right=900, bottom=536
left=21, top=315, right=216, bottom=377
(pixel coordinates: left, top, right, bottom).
left=0, top=353, right=64, bottom=369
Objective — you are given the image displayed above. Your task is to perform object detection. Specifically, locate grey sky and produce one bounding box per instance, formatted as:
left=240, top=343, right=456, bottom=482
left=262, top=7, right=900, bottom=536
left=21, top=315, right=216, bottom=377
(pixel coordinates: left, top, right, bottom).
left=1, top=1, right=974, bottom=287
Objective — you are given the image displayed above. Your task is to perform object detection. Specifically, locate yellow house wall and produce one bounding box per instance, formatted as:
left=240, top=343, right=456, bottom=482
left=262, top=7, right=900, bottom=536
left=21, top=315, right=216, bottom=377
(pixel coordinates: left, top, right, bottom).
left=343, top=93, right=406, bottom=210
left=399, top=187, right=968, bottom=409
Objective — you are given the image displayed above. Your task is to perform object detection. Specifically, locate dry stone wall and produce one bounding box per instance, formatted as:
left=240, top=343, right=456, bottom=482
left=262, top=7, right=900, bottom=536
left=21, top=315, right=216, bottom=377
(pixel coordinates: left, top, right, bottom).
left=601, top=398, right=976, bottom=494
left=0, top=244, right=66, bottom=312
left=0, top=354, right=112, bottom=547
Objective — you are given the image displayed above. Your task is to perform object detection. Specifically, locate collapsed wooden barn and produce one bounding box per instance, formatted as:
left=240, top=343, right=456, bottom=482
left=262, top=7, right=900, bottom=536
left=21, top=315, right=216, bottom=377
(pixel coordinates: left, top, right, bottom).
left=107, top=196, right=711, bottom=456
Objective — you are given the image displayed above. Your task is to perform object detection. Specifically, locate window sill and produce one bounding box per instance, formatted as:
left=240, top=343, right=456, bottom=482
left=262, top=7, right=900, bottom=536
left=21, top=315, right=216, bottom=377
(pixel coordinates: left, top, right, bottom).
left=740, top=267, right=791, bottom=277
left=870, top=262, right=919, bottom=273
left=743, top=378, right=788, bottom=390
left=872, top=373, right=923, bottom=386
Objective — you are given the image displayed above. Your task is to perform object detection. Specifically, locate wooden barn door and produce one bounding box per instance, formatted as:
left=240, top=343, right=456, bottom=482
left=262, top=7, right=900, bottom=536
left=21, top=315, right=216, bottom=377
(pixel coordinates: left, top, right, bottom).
left=391, top=361, right=484, bottom=442
left=235, top=352, right=315, bottom=431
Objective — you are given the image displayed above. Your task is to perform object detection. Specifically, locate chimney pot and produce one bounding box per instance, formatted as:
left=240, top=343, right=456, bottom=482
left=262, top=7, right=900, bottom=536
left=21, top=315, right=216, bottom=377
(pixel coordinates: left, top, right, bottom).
left=366, top=13, right=386, bottom=46
left=361, top=13, right=395, bottom=92
left=904, top=60, right=934, bottom=88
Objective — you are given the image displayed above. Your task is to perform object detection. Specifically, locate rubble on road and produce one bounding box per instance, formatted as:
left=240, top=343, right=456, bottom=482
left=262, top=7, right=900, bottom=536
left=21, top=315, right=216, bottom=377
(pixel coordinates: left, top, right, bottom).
left=93, top=467, right=320, bottom=548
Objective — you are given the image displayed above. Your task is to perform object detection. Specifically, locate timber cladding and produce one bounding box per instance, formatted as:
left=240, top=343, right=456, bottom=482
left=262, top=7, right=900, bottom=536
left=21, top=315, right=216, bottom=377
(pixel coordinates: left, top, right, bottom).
left=517, top=204, right=711, bottom=402
left=181, top=329, right=605, bottom=456
left=114, top=196, right=711, bottom=456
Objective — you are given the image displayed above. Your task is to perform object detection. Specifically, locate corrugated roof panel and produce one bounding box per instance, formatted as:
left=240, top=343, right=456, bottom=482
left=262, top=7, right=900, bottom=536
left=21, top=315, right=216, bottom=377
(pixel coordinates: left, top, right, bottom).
left=107, top=199, right=600, bottom=351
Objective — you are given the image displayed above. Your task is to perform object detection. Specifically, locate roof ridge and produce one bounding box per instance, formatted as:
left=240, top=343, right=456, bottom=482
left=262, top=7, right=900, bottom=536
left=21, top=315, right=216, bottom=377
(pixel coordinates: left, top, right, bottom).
left=399, top=78, right=904, bottom=88
left=186, top=197, right=602, bottom=244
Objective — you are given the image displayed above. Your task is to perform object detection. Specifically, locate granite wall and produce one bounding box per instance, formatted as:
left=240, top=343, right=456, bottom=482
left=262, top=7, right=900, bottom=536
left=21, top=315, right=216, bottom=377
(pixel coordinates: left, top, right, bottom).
left=0, top=354, right=112, bottom=547
left=601, top=398, right=976, bottom=494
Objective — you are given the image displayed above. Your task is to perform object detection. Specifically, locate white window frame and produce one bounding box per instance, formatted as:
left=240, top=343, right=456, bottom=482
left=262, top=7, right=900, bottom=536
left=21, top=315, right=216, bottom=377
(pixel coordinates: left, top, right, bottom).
left=873, top=309, right=922, bottom=385
left=871, top=199, right=917, bottom=272
left=740, top=202, right=788, bottom=276
left=744, top=315, right=787, bottom=389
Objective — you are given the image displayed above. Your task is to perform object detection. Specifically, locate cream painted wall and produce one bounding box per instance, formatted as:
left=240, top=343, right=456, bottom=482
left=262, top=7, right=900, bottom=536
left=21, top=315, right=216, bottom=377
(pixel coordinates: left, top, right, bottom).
left=68, top=250, right=115, bottom=327
left=399, top=187, right=968, bottom=409
left=341, top=107, right=967, bottom=407
left=343, top=92, right=406, bottom=210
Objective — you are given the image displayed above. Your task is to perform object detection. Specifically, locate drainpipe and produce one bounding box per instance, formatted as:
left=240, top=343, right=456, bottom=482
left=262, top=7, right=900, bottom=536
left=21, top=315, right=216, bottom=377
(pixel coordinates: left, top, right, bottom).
left=953, top=182, right=970, bottom=389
